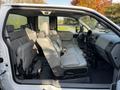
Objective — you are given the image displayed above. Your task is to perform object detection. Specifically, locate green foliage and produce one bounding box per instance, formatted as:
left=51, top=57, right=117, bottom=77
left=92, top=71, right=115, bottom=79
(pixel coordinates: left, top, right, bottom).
left=105, top=3, right=120, bottom=24
left=80, top=16, right=98, bottom=29
left=58, top=25, right=76, bottom=31
left=57, top=17, right=77, bottom=31
left=6, top=14, right=27, bottom=29
left=64, top=17, right=77, bottom=25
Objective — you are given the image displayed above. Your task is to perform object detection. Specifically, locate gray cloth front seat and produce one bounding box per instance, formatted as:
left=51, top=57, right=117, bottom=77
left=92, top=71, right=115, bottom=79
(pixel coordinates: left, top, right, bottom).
left=49, top=30, right=87, bottom=69
left=37, top=31, right=87, bottom=77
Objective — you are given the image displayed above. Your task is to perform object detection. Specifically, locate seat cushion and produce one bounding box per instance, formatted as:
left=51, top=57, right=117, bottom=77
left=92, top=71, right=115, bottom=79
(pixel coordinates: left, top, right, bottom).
left=61, top=46, right=87, bottom=69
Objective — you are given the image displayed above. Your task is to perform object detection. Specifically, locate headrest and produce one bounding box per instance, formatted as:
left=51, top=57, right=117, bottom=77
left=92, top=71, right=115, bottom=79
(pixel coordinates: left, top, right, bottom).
left=6, top=25, right=14, bottom=33
left=38, top=31, right=46, bottom=38
left=49, top=30, right=58, bottom=36
left=20, top=25, right=26, bottom=30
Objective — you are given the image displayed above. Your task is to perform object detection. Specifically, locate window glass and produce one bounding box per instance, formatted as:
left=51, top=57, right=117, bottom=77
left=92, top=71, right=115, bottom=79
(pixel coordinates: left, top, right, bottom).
left=80, top=16, right=111, bottom=33
left=38, top=16, right=49, bottom=31
left=80, top=16, right=98, bottom=29
left=6, top=14, right=27, bottom=29
left=57, top=17, right=78, bottom=32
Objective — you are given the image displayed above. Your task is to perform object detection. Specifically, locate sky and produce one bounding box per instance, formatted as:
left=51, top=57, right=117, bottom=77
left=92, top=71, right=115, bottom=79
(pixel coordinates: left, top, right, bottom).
left=112, top=0, right=120, bottom=3
left=47, top=0, right=71, bottom=5
left=47, top=0, right=120, bottom=5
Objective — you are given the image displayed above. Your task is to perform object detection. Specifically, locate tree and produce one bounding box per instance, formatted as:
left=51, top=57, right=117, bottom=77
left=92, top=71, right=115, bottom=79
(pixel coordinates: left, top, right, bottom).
left=13, top=0, right=45, bottom=4
left=0, top=0, right=1, bottom=5
left=105, top=3, right=120, bottom=23
left=0, top=0, right=4, bottom=5
left=71, top=0, right=112, bottom=14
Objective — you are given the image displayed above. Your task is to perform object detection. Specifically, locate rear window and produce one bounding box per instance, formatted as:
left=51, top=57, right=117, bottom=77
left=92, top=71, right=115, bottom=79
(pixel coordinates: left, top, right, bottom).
left=6, top=14, right=27, bottom=29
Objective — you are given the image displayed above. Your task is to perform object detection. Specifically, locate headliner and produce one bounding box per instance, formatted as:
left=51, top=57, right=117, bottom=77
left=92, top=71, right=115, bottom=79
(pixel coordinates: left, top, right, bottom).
left=9, top=6, right=87, bottom=18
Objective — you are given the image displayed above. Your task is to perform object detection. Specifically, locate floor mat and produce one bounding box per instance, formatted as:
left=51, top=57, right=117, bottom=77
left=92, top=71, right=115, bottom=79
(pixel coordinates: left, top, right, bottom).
left=88, top=60, right=114, bottom=84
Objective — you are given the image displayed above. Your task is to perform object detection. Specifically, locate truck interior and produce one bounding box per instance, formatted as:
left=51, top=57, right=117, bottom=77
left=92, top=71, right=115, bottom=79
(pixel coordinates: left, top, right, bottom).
left=3, top=7, right=120, bottom=88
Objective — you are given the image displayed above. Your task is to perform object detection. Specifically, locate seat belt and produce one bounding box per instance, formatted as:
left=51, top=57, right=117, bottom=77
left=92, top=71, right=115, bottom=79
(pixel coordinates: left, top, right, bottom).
left=4, top=31, right=19, bottom=75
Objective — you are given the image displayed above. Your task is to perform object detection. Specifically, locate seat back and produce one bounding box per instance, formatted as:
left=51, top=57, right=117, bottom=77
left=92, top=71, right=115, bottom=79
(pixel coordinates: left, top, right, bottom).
left=37, top=32, right=63, bottom=76
left=17, top=41, right=34, bottom=71
left=7, top=26, right=38, bottom=73
left=58, top=31, right=73, bottom=41
left=25, top=28, right=37, bottom=42
left=49, top=30, right=62, bottom=47
left=8, top=26, right=29, bottom=56
left=49, top=30, right=63, bottom=56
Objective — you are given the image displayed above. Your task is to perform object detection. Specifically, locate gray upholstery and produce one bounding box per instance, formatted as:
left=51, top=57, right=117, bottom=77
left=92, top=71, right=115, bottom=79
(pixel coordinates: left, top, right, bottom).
left=17, top=41, right=34, bottom=71
left=25, top=28, right=37, bottom=42
left=58, top=31, right=73, bottom=41
left=49, top=30, right=63, bottom=56
left=37, top=31, right=46, bottom=38
left=8, top=28, right=29, bottom=55
left=37, top=37, right=60, bottom=68
left=8, top=25, right=87, bottom=76
left=8, top=27, right=40, bottom=74
left=61, top=46, right=87, bottom=69
left=31, top=60, right=42, bottom=74
left=6, top=25, right=14, bottom=33
left=37, top=30, right=87, bottom=76
left=49, top=30, right=87, bottom=69
left=37, top=37, right=63, bottom=76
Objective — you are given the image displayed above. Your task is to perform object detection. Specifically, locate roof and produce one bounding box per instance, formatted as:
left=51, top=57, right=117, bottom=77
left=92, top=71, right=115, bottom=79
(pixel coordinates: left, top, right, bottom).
left=2, top=3, right=97, bottom=13
left=1, top=3, right=120, bottom=32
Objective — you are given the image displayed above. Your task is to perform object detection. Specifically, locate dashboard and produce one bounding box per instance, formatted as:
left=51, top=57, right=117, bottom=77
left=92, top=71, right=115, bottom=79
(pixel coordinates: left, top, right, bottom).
left=93, top=32, right=120, bottom=68
left=78, top=31, right=120, bottom=69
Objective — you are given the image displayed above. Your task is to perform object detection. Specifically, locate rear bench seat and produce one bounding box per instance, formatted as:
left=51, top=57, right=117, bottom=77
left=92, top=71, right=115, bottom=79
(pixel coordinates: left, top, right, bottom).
left=7, top=25, right=87, bottom=77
